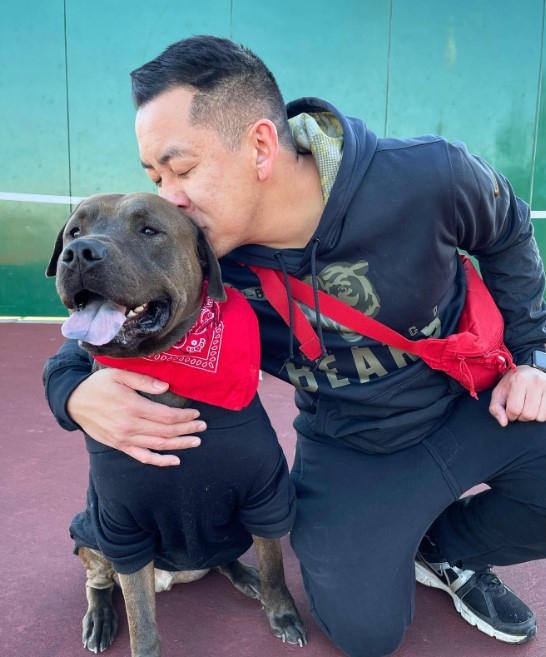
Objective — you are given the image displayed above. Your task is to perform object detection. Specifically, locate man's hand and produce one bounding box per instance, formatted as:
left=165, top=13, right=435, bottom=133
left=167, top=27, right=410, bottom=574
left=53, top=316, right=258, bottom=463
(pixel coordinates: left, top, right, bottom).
left=67, top=368, right=206, bottom=466
left=489, top=365, right=546, bottom=426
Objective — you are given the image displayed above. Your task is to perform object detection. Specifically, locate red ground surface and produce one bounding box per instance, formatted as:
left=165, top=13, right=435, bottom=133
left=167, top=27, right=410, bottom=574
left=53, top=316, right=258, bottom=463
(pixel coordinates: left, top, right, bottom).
left=1, top=322, right=545, bottom=657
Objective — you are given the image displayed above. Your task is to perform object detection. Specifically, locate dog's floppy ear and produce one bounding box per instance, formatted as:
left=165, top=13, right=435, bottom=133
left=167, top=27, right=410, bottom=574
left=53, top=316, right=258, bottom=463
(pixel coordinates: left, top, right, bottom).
left=45, top=223, right=67, bottom=277
left=46, top=200, right=87, bottom=277
left=196, top=228, right=226, bottom=302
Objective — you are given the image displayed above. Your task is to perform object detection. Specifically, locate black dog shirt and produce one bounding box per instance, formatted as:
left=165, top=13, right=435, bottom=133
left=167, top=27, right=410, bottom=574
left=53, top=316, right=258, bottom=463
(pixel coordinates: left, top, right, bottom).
left=70, top=395, right=296, bottom=574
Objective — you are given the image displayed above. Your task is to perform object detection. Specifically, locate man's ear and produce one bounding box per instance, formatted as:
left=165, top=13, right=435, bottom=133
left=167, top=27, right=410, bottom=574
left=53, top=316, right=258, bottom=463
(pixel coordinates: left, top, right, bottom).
left=196, top=228, right=226, bottom=301
left=45, top=224, right=67, bottom=277
left=251, top=119, right=279, bottom=182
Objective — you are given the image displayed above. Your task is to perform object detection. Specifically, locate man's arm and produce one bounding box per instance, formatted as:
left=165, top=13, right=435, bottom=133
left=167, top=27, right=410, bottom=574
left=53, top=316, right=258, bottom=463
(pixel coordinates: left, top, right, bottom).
left=43, top=339, right=206, bottom=466
left=449, top=142, right=546, bottom=424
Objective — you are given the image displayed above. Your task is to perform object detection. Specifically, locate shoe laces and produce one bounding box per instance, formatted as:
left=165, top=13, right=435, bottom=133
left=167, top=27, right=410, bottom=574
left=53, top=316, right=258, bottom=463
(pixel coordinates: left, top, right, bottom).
left=475, top=570, right=505, bottom=595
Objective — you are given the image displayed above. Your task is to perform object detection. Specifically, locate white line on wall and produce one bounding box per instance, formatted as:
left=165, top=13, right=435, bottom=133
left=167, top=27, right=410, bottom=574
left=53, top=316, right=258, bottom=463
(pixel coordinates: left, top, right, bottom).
left=0, top=192, right=87, bottom=205
left=1, top=191, right=546, bottom=219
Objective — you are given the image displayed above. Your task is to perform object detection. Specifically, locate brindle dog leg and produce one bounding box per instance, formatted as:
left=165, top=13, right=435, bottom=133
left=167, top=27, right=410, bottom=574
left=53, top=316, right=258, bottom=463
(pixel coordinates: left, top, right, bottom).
left=117, top=562, right=161, bottom=657
left=78, top=547, right=119, bottom=653
left=252, top=536, right=307, bottom=646
left=215, top=559, right=262, bottom=599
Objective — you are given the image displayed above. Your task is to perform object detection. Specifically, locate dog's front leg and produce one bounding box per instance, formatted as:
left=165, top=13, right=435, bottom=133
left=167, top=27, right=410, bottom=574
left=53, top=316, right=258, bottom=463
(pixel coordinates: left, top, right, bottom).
left=117, top=562, right=161, bottom=657
left=252, top=536, right=307, bottom=646
left=78, top=547, right=119, bottom=653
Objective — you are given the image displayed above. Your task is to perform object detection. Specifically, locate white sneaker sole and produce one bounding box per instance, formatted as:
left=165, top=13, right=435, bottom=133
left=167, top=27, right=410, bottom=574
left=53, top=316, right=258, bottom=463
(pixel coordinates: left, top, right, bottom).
left=415, top=561, right=532, bottom=644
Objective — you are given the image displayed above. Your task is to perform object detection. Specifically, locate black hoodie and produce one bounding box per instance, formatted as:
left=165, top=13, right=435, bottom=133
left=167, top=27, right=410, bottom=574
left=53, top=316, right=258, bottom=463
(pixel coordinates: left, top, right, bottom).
left=219, top=98, right=546, bottom=453
left=43, top=98, right=546, bottom=454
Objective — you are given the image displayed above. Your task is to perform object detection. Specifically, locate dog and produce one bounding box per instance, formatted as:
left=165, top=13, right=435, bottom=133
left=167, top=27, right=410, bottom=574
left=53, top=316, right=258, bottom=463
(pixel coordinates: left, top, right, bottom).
left=46, top=192, right=307, bottom=656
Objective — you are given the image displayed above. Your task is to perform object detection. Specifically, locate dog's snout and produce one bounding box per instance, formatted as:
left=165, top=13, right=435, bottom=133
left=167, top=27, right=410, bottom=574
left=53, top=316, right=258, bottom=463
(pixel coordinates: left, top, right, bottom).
left=61, top=239, right=107, bottom=269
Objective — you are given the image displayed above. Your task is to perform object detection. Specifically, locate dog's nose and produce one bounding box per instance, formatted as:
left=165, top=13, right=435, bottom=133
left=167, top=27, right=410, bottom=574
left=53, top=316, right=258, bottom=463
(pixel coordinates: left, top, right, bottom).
left=61, top=238, right=107, bottom=269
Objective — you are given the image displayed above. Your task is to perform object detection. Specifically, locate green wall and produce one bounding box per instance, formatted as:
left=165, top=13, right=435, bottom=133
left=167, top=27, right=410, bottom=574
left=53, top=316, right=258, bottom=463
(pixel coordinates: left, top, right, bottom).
left=1, top=0, right=545, bottom=317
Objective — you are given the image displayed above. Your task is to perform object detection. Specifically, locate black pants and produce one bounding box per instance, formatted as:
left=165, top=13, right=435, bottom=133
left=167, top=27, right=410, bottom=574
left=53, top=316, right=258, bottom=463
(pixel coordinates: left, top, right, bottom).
left=289, top=390, right=546, bottom=657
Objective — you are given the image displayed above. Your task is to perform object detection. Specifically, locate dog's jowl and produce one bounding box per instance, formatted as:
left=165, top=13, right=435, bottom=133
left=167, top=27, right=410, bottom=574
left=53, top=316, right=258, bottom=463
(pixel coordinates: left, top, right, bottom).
left=47, top=192, right=307, bottom=656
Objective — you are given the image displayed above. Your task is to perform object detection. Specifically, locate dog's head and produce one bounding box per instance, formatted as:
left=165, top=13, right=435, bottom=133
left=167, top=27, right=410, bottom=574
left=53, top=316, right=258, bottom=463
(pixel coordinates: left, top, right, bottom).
left=47, top=192, right=226, bottom=358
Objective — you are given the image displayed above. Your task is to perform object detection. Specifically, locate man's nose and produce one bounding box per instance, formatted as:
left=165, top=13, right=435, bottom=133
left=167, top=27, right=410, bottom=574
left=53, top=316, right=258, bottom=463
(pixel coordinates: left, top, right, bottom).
left=159, top=185, right=190, bottom=208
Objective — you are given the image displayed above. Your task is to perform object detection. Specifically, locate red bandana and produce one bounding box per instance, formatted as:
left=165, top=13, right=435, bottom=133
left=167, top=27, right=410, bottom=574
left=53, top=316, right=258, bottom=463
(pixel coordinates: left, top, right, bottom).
left=94, top=286, right=260, bottom=410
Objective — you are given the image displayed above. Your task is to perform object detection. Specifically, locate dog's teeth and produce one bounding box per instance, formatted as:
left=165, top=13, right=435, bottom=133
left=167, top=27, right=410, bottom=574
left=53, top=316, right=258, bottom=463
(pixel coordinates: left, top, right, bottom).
left=126, top=304, right=148, bottom=318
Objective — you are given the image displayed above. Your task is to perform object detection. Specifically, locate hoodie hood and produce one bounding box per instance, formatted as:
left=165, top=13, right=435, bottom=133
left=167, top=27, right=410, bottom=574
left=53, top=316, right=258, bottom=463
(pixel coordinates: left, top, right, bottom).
left=229, top=97, right=378, bottom=272
left=288, top=110, right=344, bottom=204
left=287, top=97, right=378, bottom=258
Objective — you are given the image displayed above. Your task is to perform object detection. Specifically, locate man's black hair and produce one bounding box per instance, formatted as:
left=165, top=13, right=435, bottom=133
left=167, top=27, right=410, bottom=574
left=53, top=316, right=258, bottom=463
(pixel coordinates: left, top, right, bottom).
left=130, top=35, right=295, bottom=151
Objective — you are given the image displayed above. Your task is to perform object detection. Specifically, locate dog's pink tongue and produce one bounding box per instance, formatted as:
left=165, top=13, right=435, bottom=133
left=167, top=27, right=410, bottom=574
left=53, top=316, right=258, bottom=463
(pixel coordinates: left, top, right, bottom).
left=62, top=299, right=127, bottom=345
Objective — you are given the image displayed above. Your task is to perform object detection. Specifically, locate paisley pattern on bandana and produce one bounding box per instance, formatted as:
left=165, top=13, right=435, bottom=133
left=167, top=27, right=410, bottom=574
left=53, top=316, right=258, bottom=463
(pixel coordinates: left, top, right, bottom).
left=144, top=295, right=224, bottom=373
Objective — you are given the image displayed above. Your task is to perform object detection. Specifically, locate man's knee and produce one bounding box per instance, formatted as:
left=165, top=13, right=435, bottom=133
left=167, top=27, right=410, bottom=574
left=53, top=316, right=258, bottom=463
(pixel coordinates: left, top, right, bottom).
left=293, top=537, right=413, bottom=657
left=316, top=611, right=407, bottom=657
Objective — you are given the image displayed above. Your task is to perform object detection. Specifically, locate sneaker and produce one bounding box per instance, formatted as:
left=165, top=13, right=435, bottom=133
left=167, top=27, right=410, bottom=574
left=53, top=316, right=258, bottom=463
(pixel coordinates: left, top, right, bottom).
left=415, top=535, right=536, bottom=643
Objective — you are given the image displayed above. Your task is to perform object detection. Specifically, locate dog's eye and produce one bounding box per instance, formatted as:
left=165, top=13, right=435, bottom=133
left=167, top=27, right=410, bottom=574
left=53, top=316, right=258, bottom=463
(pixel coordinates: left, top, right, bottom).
left=142, top=227, right=157, bottom=236
left=69, top=227, right=81, bottom=238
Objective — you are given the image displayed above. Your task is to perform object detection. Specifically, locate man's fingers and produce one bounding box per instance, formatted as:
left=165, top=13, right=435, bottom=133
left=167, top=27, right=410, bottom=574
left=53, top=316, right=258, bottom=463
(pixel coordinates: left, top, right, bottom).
left=125, top=445, right=181, bottom=467
left=490, top=372, right=528, bottom=423
left=509, top=385, right=546, bottom=422
left=489, top=376, right=510, bottom=427
left=66, top=367, right=210, bottom=466
left=538, top=397, right=546, bottom=422
left=121, top=397, right=208, bottom=436
left=504, top=385, right=527, bottom=422
left=109, top=375, right=208, bottom=432
left=135, top=399, right=206, bottom=429
left=489, top=365, right=546, bottom=425
left=123, top=431, right=207, bottom=466
left=112, top=369, right=170, bottom=394
left=514, top=387, right=539, bottom=422
left=489, top=405, right=509, bottom=427
left=129, top=432, right=204, bottom=451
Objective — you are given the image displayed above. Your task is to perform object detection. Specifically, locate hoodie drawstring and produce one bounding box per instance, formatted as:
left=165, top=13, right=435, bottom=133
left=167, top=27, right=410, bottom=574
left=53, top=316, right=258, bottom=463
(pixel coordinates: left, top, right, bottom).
left=274, top=251, right=297, bottom=371
left=310, top=239, right=328, bottom=364
left=246, top=243, right=328, bottom=373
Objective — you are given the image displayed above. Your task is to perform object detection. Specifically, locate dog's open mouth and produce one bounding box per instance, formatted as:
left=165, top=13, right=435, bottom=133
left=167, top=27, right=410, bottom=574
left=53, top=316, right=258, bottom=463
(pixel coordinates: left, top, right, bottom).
left=62, top=290, right=171, bottom=347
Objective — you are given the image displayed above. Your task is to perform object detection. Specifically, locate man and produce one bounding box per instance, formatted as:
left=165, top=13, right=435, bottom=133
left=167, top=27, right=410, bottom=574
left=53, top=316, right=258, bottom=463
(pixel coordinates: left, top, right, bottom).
left=43, top=35, right=546, bottom=657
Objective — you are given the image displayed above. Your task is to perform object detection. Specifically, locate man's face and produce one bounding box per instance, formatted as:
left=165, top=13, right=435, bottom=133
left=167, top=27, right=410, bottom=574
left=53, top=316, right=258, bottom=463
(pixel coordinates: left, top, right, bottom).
left=135, top=86, right=259, bottom=257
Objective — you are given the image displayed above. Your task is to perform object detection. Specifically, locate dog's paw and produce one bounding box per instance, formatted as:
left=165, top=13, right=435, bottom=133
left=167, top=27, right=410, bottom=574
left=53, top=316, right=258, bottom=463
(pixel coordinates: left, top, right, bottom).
left=82, top=594, right=119, bottom=653
left=215, top=560, right=262, bottom=600
left=269, top=609, right=308, bottom=647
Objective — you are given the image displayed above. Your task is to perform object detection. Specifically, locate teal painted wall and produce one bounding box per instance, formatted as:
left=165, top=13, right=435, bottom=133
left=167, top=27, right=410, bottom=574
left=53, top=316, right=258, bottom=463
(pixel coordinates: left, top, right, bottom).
left=1, top=0, right=545, bottom=317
